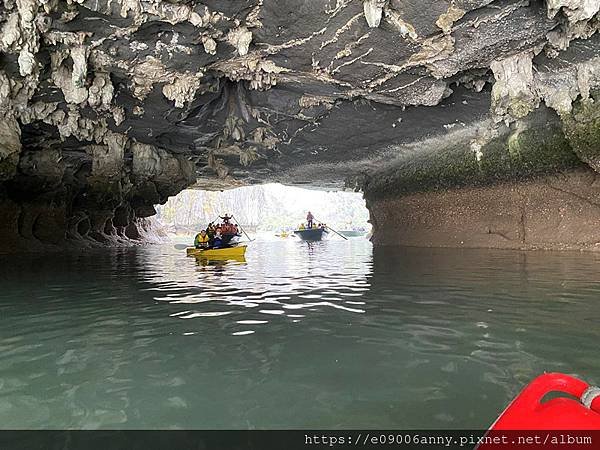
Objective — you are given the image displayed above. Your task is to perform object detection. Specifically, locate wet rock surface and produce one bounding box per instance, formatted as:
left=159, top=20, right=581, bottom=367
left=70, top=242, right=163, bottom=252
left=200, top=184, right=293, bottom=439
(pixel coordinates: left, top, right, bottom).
left=368, top=168, right=600, bottom=250
left=0, top=1, right=599, bottom=250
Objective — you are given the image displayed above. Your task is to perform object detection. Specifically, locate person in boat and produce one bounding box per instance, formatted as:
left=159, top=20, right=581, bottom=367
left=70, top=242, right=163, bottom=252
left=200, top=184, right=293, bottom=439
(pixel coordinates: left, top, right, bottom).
left=299, top=223, right=305, bottom=230
left=212, top=230, right=223, bottom=249
left=306, top=211, right=314, bottom=229
left=194, top=230, right=209, bottom=249
left=220, top=214, right=233, bottom=233
left=206, top=223, right=216, bottom=239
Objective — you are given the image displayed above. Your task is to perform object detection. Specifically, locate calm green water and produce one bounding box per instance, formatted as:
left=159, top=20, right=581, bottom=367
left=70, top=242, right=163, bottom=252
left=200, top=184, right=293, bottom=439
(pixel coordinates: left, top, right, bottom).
left=0, top=240, right=599, bottom=429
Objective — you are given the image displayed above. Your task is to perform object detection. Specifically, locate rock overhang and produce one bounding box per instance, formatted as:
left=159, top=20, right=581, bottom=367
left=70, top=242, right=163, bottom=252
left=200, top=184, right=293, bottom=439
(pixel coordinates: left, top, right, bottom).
left=0, top=0, right=599, bottom=248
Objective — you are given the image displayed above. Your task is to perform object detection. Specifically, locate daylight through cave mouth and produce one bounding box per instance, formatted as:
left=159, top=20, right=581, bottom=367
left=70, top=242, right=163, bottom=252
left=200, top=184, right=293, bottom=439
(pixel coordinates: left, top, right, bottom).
left=154, top=184, right=371, bottom=237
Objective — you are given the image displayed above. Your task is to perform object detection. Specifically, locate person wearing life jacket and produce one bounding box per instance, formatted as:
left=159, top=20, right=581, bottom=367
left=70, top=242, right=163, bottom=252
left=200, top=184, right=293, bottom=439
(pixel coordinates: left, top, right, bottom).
left=306, top=211, right=314, bottom=228
left=194, top=230, right=209, bottom=249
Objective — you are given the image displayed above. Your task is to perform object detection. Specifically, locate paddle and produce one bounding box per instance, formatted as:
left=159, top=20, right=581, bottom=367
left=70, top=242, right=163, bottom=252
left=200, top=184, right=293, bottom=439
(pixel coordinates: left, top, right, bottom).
left=313, top=217, right=348, bottom=240
left=173, top=243, right=188, bottom=250
left=231, top=214, right=254, bottom=242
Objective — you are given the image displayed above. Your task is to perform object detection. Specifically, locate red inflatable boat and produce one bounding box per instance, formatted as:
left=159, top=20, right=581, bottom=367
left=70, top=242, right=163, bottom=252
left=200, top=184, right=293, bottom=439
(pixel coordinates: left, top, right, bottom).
left=478, top=373, right=600, bottom=449
left=490, top=373, right=600, bottom=429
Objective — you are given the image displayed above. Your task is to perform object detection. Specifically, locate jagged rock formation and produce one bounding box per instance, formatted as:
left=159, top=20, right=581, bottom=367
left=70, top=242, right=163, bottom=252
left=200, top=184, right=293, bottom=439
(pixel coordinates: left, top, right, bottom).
left=0, top=0, right=599, bottom=250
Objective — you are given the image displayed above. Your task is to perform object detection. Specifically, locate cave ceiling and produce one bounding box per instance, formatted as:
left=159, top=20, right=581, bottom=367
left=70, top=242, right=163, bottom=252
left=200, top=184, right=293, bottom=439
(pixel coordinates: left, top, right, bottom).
left=1, top=0, right=599, bottom=192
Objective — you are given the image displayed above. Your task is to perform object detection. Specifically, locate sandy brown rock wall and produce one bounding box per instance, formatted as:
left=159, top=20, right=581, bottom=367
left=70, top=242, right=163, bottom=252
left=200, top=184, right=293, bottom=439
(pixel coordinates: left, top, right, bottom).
left=367, top=169, right=600, bottom=250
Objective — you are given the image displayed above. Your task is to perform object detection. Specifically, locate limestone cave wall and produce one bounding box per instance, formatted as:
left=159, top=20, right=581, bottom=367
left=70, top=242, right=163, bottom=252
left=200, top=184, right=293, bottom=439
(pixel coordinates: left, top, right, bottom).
left=0, top=1, right=599, bottom=251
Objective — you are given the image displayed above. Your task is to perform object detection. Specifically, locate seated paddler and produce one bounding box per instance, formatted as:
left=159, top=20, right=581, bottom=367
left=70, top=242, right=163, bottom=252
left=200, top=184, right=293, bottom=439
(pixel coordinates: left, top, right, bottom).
left=194, top=230, right=210, bottom=249
left=212, top=230, right=223, bottom=249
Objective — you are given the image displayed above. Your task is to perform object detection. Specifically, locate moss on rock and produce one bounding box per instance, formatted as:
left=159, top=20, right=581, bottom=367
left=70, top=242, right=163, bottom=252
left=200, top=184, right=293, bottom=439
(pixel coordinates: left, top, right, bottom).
left=561, top=92, right=600, bottom=172
left=364, top=118, right=582, bottom=200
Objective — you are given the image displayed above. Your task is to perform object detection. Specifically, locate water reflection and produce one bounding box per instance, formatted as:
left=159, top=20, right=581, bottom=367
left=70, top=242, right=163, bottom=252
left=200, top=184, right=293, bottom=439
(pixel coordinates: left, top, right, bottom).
left=193, top=255, right=247, bottom=267
left=140, top=240, right=373, bottom=334
left=0, top=243, right=599, bottom=429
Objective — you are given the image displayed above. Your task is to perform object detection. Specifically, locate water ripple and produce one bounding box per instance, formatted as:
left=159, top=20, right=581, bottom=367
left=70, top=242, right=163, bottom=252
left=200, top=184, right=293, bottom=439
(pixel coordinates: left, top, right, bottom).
left=1, top=242, right=600, bottom=429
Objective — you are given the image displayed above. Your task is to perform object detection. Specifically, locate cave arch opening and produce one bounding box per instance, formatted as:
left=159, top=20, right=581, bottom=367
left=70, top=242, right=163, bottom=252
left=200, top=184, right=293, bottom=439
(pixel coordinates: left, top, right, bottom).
left=154, top=183, right=371, bottom=238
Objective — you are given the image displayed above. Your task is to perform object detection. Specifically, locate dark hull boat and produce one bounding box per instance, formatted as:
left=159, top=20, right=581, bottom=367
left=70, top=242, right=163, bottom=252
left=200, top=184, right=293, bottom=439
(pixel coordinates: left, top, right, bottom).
left=293, top=228, right=327, bottom=241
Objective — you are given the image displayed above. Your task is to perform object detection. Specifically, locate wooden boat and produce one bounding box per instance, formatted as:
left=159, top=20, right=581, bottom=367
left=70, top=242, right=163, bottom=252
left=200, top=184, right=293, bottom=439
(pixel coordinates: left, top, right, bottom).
left=293, top=227, right=328, bottom=241
left=186, top=245, right=247, bottom=259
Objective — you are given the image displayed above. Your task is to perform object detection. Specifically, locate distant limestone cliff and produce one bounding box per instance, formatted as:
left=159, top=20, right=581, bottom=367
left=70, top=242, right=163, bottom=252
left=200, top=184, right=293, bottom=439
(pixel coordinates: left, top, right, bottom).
left=155, top=185, right=370, bottom=232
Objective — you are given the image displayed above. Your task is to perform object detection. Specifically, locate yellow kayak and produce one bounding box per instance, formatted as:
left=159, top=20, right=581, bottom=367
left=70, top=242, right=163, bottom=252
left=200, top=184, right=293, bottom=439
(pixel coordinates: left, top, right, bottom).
left=186, top=245, right=247, bottom=258
left=195, top=255, right=246, bottom=265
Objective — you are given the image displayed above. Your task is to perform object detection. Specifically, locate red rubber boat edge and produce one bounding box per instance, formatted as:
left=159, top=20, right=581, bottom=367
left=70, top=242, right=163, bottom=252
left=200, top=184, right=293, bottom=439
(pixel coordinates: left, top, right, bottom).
left=490, top=372, right=600, bottom=430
